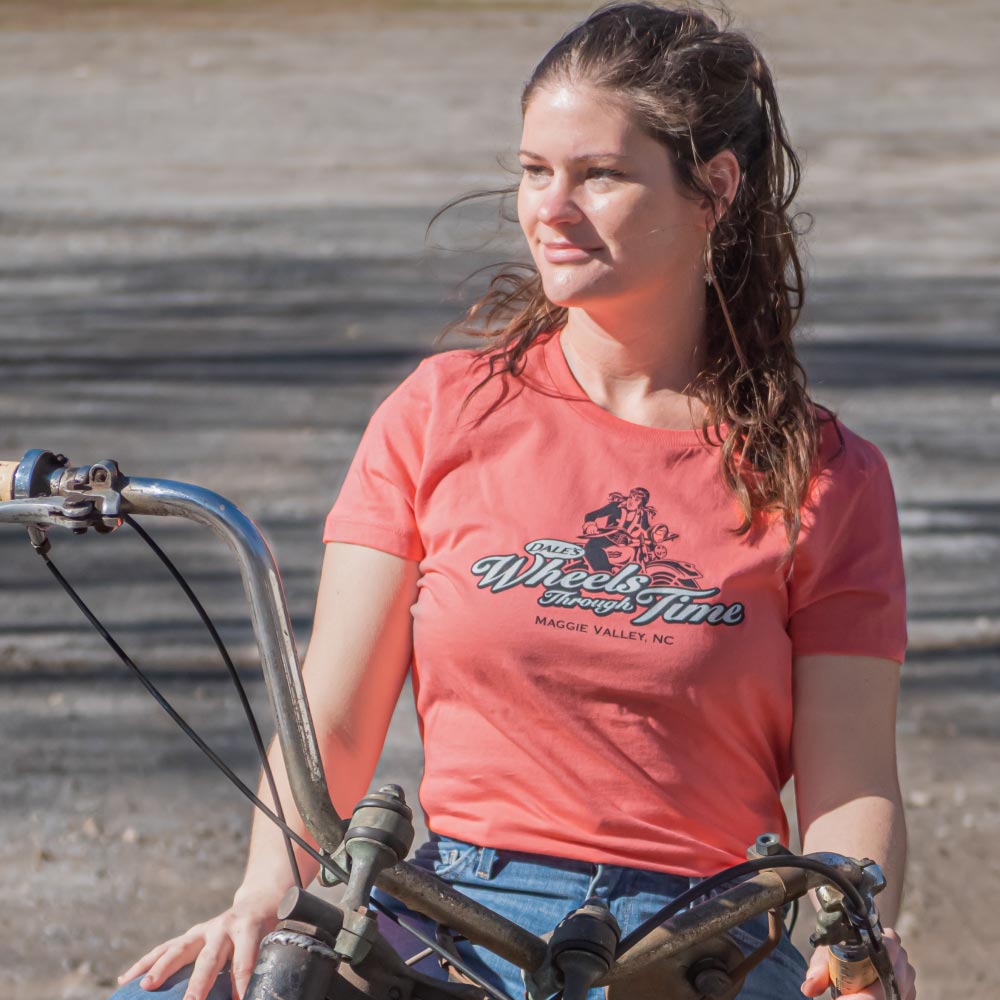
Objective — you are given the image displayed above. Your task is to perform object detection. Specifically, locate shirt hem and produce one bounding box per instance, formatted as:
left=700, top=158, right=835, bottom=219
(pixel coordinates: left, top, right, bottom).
left=323, top=516, right=423, bottom=562
left=426, top=821, right=752, bottom=879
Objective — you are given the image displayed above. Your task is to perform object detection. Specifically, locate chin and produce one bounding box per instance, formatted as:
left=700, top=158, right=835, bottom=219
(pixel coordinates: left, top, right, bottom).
left=539, top=276, right=617, bottom=309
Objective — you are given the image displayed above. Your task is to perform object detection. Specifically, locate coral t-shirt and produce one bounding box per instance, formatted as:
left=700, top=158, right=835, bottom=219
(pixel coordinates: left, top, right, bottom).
left=323, top=332, right=907, bottom=876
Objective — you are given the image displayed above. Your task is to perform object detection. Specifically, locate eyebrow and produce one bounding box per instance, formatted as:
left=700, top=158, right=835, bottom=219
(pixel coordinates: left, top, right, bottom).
left=518, top=149, right=631, bottom=162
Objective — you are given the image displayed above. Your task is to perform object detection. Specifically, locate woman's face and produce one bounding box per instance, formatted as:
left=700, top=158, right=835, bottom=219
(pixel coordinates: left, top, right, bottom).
left=517, top=81, right=708, bottom=310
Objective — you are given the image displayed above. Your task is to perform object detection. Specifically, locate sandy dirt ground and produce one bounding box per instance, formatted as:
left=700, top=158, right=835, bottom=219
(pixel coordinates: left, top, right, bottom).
left=0, top=1, right=998, bottom=997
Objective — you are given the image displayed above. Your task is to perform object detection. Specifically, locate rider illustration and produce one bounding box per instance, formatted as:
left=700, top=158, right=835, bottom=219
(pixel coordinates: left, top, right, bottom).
left=580, top=487, right=656, bottom=571
left=574, top=488, right=703, bottom=587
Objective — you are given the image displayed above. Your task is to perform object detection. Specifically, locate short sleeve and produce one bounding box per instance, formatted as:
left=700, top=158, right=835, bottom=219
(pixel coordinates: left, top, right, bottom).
left=787, top=437, right=907, bottom=662
left=323, top=369, right=427, bottom=562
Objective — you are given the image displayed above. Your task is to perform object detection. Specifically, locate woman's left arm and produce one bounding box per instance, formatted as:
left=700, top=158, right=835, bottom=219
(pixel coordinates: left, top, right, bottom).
left=792, top=652, right=916, bottom=999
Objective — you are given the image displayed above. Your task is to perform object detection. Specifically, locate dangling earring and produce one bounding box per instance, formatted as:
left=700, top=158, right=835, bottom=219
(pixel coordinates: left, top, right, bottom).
left=703, top=228, right=715, bottom=285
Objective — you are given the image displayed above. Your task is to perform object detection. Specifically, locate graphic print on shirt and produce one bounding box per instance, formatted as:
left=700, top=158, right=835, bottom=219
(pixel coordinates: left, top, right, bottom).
left=470, top=486, right=746, bottom=628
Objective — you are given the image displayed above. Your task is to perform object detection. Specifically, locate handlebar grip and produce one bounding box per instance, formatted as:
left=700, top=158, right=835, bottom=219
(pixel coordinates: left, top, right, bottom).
left=828, top=951, right=878, bottom=997
left=0, top=461, right=18, bottom=501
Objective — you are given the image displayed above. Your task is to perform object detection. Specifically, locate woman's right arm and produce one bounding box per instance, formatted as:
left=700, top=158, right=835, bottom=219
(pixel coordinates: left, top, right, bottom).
left=117, top=542, right=420, bottom=1000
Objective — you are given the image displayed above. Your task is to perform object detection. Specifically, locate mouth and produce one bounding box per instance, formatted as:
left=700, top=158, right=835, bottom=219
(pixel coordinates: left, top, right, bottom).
left=541, top=241, right=601, bottom=263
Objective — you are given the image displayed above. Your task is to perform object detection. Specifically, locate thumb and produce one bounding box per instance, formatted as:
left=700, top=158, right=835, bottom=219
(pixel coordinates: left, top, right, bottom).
left=802, top=946, right=832, bottom=997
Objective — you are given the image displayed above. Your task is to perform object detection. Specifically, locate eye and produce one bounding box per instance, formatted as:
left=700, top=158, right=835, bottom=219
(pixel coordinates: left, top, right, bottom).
left=587, top=167, right=624, bottom=181
left=519, top=163, right=548, bottom=177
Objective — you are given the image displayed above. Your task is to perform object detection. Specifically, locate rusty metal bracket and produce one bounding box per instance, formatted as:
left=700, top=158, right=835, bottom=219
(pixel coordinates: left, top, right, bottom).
left=727, top=909, right=783, bottom=983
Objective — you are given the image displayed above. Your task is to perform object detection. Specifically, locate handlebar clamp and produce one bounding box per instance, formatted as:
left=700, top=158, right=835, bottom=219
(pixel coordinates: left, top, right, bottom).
left=527, top=898, right=621, bottom=1000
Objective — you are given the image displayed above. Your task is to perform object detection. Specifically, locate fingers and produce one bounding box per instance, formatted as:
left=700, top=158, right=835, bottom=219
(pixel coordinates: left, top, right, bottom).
left=230, top=929, right=262, bottom=1000
left=885, top=931, right=917, bottom=1000
left=116, top=910, right=269, bottom=999
left=185, top=941, right=231, bottom=1000
left=868, top=929, right=915, bottom=1000
left=140, top=936, right=204, bottom=992
left=802, top=946, right=831, bottom=997
left=118, top=940, right=172, bottom=985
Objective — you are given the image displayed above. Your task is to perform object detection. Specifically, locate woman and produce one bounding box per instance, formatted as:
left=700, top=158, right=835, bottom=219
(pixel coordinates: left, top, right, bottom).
left=114, top=4, right=916, bottom=999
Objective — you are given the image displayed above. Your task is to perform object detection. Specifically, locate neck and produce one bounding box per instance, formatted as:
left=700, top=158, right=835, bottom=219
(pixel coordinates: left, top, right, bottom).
left=558, top=290, right=709, bottom=430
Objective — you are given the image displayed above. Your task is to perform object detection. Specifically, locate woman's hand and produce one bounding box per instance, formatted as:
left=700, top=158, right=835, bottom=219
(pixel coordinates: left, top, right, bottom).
left=801, top=928, right=916, bottom=1000
left=116, top=890, right=280, bottom=1000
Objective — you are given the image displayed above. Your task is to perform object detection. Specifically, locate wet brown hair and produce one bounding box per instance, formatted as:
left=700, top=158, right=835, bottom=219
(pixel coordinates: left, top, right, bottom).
left=446, top=2, right=833, bottom=555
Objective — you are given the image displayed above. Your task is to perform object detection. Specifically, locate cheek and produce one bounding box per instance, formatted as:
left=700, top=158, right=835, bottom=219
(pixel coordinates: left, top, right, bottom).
left=516, top=182, right=536, bottom=238
left=596, top=190, right=698, bottom=257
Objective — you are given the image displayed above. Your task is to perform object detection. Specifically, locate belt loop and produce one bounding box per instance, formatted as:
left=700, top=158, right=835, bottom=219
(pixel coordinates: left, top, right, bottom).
left=585, top=864, right=605, bottom=899
left=476, top=846, right=498, bottom=880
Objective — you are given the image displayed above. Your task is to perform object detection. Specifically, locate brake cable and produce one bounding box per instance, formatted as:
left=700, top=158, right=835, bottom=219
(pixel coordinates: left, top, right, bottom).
left=121, top=513, right=302, bottom=890
left=617, top=854, right=883, bottom=958
left=785, top=894, right=799, bottom=936
left=34, top=544, right=345, bottom=876
left=31, top=532, right=517, bottom=1000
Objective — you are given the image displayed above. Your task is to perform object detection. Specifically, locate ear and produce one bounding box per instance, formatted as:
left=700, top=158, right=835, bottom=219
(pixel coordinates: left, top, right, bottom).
left=697, top=149, right=741, bottom=228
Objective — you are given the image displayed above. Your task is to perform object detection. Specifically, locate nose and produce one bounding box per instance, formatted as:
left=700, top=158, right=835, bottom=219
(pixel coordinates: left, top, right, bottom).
left=536, top=176, right=583, bottom=227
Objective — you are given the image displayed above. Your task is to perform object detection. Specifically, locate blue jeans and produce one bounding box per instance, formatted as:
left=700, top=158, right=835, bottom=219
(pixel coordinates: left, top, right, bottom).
left=111, top=834, right=807, bottom=1000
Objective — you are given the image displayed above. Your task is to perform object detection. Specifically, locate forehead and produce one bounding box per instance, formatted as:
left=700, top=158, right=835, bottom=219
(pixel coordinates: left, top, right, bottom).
left=521, top=81, right=647, bottom=153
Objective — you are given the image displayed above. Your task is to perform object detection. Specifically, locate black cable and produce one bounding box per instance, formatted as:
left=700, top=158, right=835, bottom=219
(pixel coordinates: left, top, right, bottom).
left=616, top=855, right=881, bottom=958
left=37, top=549, right=345, bottom=882
left=785, top=895, right=799, bottom=936
left=34, top=544, right=513, bottom=1000
left=121, top=513, right=302, bottom=890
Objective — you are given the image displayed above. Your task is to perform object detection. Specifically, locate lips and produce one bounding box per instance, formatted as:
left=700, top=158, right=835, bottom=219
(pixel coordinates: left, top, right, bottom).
left=542, top=241, right=600, bottom=263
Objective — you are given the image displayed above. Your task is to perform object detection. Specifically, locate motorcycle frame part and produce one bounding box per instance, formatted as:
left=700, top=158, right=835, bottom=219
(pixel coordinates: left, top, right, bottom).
left=277, top=888, right=492, bottom=999
left=0, top=496, right=110, bottom=531
left=746, top=832, right=791, bottom=861
left=812, top=870, right=885, bottom=948
left=11, top=448, right=69, bottom=501
left=526, top=898, right=621, bottom=1000
left=329, top=933, right=490, bottom=1000
left=603, top=866, right=809, bottom=985
left=245, top=919, right=341, bottom=1000
left=604, top=908, right=779, bottom=1000
left=607, top=932, right=747, bottom=1000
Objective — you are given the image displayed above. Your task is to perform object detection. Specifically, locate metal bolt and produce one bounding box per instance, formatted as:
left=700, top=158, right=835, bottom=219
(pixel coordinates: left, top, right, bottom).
left=378, top=784, right=405, bottom=801
left=693, top=967, right=733, bottom=997
left=754, top=833, right=783, bottom=857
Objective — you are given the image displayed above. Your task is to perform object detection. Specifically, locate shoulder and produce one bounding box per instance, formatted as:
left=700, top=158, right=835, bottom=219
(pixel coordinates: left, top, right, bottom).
left=803, top=409, right=896, bottom=522
left=369, top=348, right=484, bottom=425
left=813, top=410, right=892, bottom=485
left=384, top=348, right=485, bottom=404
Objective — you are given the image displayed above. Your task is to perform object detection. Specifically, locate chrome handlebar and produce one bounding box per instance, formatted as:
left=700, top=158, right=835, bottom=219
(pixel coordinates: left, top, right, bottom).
left=0, top=450, right=343, bottom=856
left=0, top=449, right=544, bottom=970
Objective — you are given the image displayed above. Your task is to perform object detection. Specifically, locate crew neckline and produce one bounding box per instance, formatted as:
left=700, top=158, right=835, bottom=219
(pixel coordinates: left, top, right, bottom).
left=537, top=330, right=727, bottom=448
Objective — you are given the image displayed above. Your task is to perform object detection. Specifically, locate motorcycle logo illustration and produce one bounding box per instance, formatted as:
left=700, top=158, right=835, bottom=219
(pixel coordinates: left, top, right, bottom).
left=469, top=486, right=745, bottom=630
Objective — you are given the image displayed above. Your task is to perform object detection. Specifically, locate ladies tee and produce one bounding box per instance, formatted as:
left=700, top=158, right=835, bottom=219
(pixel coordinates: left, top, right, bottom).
left=324, top=332, right=907, bottom=876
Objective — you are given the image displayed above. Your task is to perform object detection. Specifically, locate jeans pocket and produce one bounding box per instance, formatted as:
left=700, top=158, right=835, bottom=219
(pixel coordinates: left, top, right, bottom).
left=412, top=835, right=481, bottom=879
